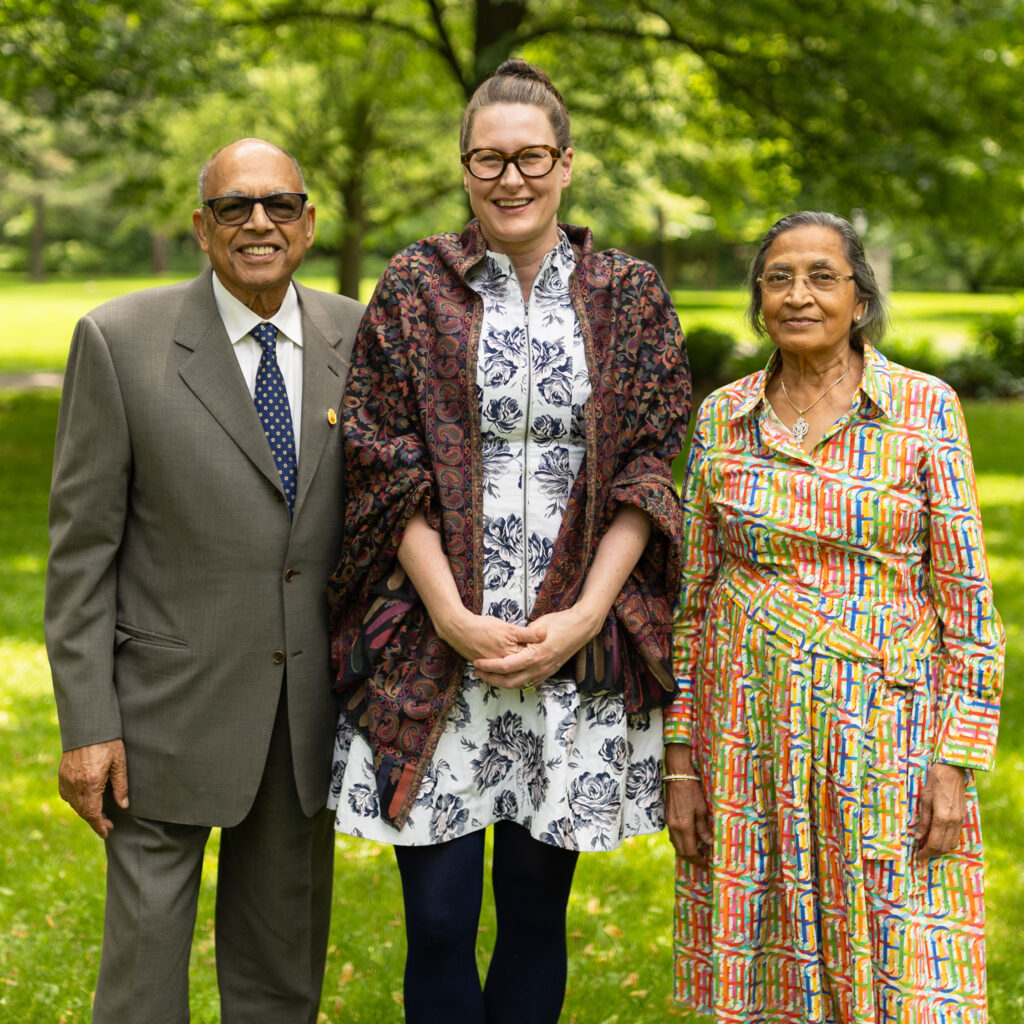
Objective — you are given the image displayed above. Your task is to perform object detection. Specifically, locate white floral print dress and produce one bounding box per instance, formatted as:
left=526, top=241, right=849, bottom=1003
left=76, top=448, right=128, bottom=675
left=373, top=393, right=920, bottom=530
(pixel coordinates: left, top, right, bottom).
left=329, top=233, right=664, bottom=850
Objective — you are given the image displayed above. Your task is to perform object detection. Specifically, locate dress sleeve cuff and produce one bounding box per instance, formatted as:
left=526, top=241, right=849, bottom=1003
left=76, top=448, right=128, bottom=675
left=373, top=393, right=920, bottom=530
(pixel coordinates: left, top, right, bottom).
left=934, top=692, right=1001, bottom=771
left=662, top=685, right=694, bottom=744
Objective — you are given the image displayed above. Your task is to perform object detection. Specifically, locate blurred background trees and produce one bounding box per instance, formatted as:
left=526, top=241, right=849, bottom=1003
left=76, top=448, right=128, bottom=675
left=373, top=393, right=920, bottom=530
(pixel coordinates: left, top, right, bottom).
left=2, top=0, right=1023, bottom=296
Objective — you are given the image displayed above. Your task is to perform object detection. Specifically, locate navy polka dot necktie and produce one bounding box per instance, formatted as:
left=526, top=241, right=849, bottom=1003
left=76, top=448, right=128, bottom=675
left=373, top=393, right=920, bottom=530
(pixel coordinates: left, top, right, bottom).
left=251, top=322, right=297, bottom=514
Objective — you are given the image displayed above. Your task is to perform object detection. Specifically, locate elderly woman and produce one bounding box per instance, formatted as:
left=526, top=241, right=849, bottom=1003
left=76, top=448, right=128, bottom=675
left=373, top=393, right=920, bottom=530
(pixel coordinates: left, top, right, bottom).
left=327, top=59, right=689, bottom=1023
left=666, top=211, right=1004, bottom=1023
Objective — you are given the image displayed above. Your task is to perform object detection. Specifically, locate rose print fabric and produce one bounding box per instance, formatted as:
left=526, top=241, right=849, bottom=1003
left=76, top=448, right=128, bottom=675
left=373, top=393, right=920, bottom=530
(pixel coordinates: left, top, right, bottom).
left=330, top=236, right=665, bottom=849
left=666, top=346, right=1004, bottom=1023
left=326, top=221, right=689, bottom=829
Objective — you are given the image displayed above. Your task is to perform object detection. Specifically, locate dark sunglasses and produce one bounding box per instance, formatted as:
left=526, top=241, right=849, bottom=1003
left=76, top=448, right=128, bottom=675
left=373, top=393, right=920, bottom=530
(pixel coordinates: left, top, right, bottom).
left=202, top=192, right=309, bottom=225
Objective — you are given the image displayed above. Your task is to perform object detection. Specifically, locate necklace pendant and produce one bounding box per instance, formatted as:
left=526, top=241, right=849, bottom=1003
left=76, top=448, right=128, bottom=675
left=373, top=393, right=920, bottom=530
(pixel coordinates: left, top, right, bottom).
left=792, top=416, right=810, bottom=443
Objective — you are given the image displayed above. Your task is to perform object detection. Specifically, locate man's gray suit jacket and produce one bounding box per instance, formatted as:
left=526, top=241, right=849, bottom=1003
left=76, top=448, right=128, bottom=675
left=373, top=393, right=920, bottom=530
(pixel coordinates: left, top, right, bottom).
left=45, top=268, right=365, bottom=826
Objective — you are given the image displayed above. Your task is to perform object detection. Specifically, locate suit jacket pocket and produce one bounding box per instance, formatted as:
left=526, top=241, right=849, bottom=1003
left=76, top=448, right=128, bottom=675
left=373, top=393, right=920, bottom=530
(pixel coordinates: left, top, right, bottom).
left=115, top=622, right=189, bottom=649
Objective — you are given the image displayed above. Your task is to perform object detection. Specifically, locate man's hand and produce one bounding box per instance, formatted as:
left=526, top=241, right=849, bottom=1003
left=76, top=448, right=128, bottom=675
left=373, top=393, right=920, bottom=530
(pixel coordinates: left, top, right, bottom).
left=58, top=740, right=129, bottom=838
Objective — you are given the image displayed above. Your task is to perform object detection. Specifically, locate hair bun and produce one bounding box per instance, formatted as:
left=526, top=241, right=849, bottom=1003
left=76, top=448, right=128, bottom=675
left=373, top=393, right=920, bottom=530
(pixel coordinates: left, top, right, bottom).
left=460, top=59, right=572, bottom=151
left=492, top=58, right=561, bottom=98
left=494, top=57, right=541, bottom=79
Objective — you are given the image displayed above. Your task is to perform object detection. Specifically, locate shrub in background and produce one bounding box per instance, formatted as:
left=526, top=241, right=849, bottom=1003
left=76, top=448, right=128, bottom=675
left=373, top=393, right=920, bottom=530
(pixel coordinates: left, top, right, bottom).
left=684, top=324, right=773, bottom=396
left=684, top=325, right=737, bottom=392
left=882, top=330, right=1024, bottom=400
left=727, top=345, right=773, bottom=382
left=941, top=353, right=1024, bottom=399
left=877, top=337, right=947, bottom=380
left=978, top=310, right=1024, bottom=378
left=684, top=319, right=1024, bottom=401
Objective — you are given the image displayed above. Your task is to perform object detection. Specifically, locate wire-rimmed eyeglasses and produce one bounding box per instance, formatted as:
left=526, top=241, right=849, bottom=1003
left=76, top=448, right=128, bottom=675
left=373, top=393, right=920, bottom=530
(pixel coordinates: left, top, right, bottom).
left=757, top=270, right=855, bottom=293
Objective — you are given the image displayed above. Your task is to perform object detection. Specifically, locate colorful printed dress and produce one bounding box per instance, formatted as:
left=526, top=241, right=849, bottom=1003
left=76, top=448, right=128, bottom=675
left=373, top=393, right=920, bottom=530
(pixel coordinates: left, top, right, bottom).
left=666, top=345, right=1004, bottom=1023
left=329, top=235, right=665, bottom=849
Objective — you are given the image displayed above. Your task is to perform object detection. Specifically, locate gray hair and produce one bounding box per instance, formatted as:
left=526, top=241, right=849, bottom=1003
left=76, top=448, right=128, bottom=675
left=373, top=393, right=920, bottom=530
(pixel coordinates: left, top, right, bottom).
left=460, top=59, right=572, bottom=152
left=747, top=211, right=888, bottom=350
left=196, top=139, right=306, bottom=203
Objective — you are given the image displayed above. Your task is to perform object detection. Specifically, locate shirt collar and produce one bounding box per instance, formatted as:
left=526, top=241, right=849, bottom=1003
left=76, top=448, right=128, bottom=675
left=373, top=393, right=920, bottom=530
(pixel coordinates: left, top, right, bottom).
left=551, top=229, right=578, bottom=275
left=210, top=273, right=303, bottom=346
left=469, top=228, right=578, bottom=289
left=729, top=359, right=771, bottom=422
left=857, top=343, right=894, bottom=416
left=446, top=220, right=593, bottom=281
left=729, top=342, right=894, bottom=423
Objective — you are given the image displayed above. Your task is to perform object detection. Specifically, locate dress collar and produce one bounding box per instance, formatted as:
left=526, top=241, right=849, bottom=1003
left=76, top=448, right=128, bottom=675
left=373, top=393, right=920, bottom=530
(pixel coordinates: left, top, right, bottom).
left=471, top=229, right=578, bottom=288
left=440, top=220, right=594, bottom=281
left=729, top=342, right=894, bottom=423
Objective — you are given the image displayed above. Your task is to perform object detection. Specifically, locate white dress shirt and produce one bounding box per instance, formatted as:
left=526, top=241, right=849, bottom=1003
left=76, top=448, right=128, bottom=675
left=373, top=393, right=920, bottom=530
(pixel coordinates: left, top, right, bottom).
left=210, top=272, right=305, bottom=458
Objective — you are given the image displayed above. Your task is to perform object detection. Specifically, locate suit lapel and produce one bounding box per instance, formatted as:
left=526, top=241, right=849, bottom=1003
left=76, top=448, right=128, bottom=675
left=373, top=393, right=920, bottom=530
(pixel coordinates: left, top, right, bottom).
left=175, top=271, right=282, bottom=492
left=295, top=286, right=349, bottom=516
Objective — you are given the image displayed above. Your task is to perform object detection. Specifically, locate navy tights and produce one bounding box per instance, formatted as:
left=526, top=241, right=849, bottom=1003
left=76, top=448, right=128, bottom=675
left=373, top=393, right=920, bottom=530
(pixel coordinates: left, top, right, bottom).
left=394, top=821, right=579, bottom=1024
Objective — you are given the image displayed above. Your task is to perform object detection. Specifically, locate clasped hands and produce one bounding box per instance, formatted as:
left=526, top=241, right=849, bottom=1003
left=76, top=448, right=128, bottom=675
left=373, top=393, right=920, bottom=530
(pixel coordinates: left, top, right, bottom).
left=439, top=605, right=595, bottom=690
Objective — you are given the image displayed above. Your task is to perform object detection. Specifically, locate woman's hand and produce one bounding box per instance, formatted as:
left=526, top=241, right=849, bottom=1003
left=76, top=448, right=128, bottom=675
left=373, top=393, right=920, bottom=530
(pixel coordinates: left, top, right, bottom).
left=397, top=511, right=541, bottom=673
left=473, top=502, right=651, bottom=692
left=664, top=743, right=712, bottom=868
left=439, top=607, right=544, bottom=669
left=472, top=606, right=593, bottom=689
left=473, top=504, right=654, bottom=689
left=914, top=762, right=968, bottom=863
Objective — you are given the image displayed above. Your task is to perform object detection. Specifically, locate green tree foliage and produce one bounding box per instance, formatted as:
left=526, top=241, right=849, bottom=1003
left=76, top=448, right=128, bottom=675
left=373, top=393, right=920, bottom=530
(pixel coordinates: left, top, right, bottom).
left=0, top=1, right=220, bottom=146
left=238, top=28, right=466, bottom=297
left=200, top=0, right=1024, bottom=290
left=0, top=1, right=236, bottom=275
left=1, top=0, right=1022, bottom=291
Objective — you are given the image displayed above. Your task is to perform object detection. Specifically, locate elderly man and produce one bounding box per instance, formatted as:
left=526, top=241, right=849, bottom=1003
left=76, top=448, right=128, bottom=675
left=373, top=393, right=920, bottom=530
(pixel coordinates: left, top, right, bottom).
left=45, top=138, right=364, bottom=1023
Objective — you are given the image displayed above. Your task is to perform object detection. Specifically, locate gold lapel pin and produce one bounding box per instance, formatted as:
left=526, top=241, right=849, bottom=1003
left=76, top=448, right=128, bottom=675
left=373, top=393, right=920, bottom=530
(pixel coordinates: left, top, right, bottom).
left=327, top=408, right=337, bottom=425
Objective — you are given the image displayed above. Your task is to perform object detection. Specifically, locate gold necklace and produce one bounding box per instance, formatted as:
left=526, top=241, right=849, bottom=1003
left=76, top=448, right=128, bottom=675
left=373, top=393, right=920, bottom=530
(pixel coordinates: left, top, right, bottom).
left=779, top=366, right=850, bottom=446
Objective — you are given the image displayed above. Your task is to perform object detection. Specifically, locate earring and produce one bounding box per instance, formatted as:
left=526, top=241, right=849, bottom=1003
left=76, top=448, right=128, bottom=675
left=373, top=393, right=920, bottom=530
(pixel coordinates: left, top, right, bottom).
left=855, top=313, right=862, bottom=321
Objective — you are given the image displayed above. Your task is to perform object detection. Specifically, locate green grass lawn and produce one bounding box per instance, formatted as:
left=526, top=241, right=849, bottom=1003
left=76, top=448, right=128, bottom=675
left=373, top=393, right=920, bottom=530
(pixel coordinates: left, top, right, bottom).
left=2, top=273, right=1020, bottom=374
left=1, top=387, right=1022, bottom=1022
left=0, top=270, right=355, bottom=374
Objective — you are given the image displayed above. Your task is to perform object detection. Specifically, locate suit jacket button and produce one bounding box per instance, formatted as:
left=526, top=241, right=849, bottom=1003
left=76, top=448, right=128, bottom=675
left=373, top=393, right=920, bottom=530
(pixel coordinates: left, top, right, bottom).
left=272, top=650, right=286, bottom=664
left=284, top=568, right=298, bottom=582
left=274, top=490, right=285, bottom=503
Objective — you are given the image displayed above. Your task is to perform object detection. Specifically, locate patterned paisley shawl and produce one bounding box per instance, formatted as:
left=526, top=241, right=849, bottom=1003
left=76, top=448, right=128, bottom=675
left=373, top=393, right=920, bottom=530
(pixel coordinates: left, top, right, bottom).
left=327, top=221, right=691, bottom=827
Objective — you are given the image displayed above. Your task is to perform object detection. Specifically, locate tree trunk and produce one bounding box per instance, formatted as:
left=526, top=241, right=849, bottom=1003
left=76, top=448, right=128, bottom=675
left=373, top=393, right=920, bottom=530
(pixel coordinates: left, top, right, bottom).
left=473, top=0, right=530, bottom=89
left=662, top=243, right=679, bottom=291
left=866, top=245, right=892, bottom=297
left=30, top=192, right=45, bottom=281
left=337, top=178, right=365, bottom=300
left=150, top=232, right=167, bottom=274
left=653, top=205, right=681, bottom=290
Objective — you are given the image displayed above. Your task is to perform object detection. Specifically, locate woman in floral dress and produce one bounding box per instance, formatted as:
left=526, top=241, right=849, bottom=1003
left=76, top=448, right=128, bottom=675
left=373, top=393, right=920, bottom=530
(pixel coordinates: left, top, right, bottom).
left=327, top=59, right=690, bottom=1023
left=666, top=211, right=1004, bottom=1023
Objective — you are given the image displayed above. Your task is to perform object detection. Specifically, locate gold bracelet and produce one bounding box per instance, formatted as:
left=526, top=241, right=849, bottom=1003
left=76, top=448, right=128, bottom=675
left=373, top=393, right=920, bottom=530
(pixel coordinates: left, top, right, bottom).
left=662, top=773, right=701, bottom=783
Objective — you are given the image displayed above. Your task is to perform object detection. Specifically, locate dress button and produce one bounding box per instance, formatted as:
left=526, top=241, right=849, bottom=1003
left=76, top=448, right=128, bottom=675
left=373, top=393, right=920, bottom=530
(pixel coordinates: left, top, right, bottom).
left=272, top=650, right=286, bottom=664
left=284, top=568, right=298, bottom=582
